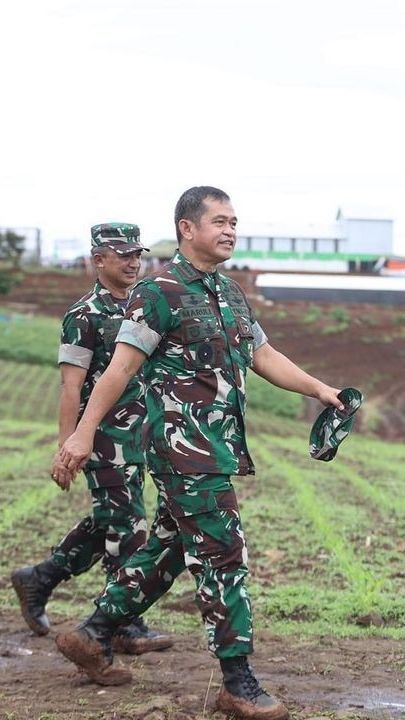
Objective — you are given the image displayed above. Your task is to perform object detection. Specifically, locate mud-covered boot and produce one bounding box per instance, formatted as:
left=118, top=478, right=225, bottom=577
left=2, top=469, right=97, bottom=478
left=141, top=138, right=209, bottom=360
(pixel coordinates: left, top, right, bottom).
left=112, top=615, right=173, bottom=655
left=56, top=607, right=132, bottom=686
left=11, top=560, right=70, bottom=636
left=217, top=656, right=289, bottom=720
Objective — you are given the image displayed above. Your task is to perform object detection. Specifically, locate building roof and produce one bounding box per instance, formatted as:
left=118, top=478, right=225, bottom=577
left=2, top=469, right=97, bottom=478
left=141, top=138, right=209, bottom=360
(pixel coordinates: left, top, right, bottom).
left=336, top=207, right=393, bottom=223
left=147, top=239, right=177, bottom=258
left=238, top=221, right=343, bottom=240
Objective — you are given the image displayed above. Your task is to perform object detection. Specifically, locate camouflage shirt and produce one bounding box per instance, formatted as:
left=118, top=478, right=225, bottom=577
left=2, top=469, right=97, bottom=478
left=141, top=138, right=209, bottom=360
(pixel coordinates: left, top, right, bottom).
left=117, top=251, right=267, bottom=476
left=58, top=280, right=146, bottom=485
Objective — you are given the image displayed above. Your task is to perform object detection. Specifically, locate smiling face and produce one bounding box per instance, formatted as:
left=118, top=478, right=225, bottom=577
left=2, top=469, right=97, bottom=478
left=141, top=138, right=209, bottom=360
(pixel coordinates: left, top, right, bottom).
left=179, top=197, right=238, bottom=271
left=92, top=248, right=142, bottom=296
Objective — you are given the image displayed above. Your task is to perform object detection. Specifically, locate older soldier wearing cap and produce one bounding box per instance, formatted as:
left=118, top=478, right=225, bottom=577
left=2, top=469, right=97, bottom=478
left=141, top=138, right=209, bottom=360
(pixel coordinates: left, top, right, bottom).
left=11, top=222, right=172, bottom=655
left=55, top=189, right=345, bottom=719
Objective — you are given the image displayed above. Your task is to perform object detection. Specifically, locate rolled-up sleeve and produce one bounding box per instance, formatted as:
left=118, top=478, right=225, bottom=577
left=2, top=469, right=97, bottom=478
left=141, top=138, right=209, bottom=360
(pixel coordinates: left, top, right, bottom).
left=59, top=307, right=96, bottom=368
left=252, top=321, right=268, bottom=351
left=58, top=343, right=93, bottom=368
left=118, top=279, right=173, bottom=356
left=116, top=320, right=161, bottom=357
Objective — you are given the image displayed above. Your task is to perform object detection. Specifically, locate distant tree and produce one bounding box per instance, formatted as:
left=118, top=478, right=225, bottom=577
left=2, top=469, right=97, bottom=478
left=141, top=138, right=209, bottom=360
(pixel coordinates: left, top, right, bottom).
left=0, top=230, right=25, bottom=267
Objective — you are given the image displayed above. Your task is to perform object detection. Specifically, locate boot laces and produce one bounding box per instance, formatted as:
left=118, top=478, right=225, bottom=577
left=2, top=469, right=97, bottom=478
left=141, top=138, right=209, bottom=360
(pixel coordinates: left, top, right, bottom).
left=132, top=616, right=148, bottom=632
left=240, top=663, right=268, bottom=701
left=25, top=574, right=52, bottom=608
left=114, top=618, right=147, bottom=639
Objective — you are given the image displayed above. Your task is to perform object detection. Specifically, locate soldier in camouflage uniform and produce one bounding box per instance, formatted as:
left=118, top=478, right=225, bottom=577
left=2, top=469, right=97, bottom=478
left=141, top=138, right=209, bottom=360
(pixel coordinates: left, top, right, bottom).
left=55, top=188, right=344, bottom=719
left=11, top=222, right=172, bottom=655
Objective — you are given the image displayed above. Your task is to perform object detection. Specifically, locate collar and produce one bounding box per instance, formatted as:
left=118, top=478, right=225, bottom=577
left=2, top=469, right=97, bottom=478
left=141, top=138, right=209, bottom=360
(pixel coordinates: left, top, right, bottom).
left=171, top=250, right=221, bottom=285
left=93, top=280, right=127, bottom=313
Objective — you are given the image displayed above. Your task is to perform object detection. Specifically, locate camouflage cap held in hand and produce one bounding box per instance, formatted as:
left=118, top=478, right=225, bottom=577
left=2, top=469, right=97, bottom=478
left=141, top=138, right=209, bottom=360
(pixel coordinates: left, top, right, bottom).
left=91, top=222, right=149, bottom=254
left=309, top=387, right=363, bottom=462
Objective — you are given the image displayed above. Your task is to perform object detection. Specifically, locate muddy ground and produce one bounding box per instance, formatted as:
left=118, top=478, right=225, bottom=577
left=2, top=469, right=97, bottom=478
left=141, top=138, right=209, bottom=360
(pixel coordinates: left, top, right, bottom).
left=1, top=613, right=404, bottom=720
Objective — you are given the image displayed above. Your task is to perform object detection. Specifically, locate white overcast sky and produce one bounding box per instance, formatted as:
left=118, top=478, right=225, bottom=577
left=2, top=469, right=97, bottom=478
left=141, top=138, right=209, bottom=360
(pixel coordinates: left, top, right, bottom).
left=1, top=0, right=405, bottom=256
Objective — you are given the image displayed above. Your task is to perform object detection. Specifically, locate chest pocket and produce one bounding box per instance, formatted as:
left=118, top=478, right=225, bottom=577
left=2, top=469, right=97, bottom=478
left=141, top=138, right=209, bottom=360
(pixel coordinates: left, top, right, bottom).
left=182, top=315, right=219, bottom=343
left=102, top=317, right=123, bottom=346
left=180, top=315, right=222, bottom=370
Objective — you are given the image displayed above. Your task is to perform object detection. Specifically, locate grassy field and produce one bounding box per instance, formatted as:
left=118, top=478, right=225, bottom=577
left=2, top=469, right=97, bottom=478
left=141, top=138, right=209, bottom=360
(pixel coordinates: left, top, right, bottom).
left=0, top=360, right=60, bottom=421
left=1, top=357, right=404, bottom=640
left=0, top=309, right=60, bottom=366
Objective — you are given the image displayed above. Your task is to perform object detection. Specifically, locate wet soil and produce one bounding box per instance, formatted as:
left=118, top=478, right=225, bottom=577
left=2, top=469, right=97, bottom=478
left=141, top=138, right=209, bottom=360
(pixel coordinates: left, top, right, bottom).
left=1, top=614, right=404, bottom=720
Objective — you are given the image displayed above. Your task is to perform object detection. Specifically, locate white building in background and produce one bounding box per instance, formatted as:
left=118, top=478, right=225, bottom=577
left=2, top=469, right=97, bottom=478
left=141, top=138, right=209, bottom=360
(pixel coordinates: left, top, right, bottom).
left=336, top=208, right=393, bottom=256
left=225, top=208, right=395, bottom=273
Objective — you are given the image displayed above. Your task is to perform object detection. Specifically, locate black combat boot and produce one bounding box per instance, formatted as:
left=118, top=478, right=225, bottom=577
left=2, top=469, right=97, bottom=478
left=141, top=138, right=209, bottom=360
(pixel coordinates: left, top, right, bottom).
left=56, top=607, right=132, bottom=685
left=217, top=656, right=289, bottom=720
left=11, top=560, right=70, bottom=635
left=112, top=615, right=173, bottom=655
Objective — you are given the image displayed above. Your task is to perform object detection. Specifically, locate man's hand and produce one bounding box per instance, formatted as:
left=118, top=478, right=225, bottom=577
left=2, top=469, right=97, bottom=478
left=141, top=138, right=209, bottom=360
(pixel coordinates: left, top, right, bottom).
left=59, top=431, right=93, bottom=472
left=51, top=452, right=77, bottom=492
left=316, top=383, right=345, bottom=410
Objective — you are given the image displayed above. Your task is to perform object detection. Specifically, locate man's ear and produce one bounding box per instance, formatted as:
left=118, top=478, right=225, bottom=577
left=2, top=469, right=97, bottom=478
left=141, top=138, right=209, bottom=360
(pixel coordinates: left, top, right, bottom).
left=178, top=219, right=193, bottom=241
left=92, top=252, right=104, bottom=268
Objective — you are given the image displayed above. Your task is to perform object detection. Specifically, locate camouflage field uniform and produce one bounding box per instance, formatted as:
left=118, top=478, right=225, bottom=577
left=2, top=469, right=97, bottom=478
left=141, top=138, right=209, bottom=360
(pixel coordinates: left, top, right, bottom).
left=53, top=280, right=147, bottom=576
left=97, top=251, right=268, bottom=658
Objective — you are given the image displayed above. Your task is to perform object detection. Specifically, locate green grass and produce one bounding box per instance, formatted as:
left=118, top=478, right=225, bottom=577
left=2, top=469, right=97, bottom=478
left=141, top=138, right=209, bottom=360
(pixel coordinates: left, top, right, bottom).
left=1, top=404, right=404, bottom=639
left=301, top=305, right=351, bottom=334
left=0, top=360, right=60, bottom=421
left=329, top=306, right=350, bottom=324
left=247, top=371, right=303, bottom=418
left=0, top=340, right=403, bottom=639
left=321, top=322, right=350, bottom=334
left=240, top=423, right=405, bottom=636
left=0, top=309, right=60, bottom=366
left=303, top=304, right=322, bottom=324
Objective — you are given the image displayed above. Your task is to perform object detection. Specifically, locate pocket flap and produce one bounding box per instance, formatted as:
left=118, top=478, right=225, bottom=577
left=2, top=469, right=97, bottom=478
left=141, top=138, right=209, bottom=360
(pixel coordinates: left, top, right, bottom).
left=170, top=489, right=217, bottom=517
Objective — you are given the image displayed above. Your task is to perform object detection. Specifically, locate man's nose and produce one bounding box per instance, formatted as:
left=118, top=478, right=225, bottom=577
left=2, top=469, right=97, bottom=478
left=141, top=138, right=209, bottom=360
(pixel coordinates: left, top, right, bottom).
left=224, top=223, right=236, bottom=237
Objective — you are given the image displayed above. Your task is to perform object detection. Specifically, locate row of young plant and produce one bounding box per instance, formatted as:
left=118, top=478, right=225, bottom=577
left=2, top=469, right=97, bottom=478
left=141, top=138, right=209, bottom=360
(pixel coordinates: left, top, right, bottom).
left=0, top=417, right=190, bottom=632
left=242, top=426, right=405, bottom=636
left=0, top=310, right=60, bottom=366
left=1, top=331, right=402, bottom=636
left=0, top=307, right=303, bottom=418
left=1, top=410, right=404, bottom=638
left=0, top=361, right=60, bottom=422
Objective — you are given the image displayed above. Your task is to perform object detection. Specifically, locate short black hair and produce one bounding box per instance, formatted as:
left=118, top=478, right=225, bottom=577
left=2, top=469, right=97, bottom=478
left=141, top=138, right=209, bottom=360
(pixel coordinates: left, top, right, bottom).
left=174, top=186, right=231, bottom=243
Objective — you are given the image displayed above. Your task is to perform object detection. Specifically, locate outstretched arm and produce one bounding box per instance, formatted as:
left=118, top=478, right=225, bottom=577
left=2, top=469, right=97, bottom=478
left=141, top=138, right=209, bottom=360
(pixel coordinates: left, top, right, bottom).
left=252, top=342, right=344, bottom=409
left=59, top=343, right=146, bottom=471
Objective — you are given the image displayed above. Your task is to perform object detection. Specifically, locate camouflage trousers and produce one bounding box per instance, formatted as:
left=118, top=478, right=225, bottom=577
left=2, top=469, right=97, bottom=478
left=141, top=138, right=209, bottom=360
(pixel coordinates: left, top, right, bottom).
left=97, top=474, right=253, bottom=658
left=51, top=467, right=147, bottom=576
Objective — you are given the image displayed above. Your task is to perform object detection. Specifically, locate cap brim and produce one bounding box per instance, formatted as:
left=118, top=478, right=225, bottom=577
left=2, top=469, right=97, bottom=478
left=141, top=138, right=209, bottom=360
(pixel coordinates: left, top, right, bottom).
left=108, top=244, right=150, bottom=254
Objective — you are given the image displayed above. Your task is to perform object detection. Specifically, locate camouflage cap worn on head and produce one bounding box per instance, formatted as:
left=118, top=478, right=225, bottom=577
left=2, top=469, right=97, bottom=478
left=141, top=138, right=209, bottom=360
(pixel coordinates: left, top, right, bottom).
left=309, top=387, right=363, bottom=462
left=91, top=223, right=149, bottom=254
